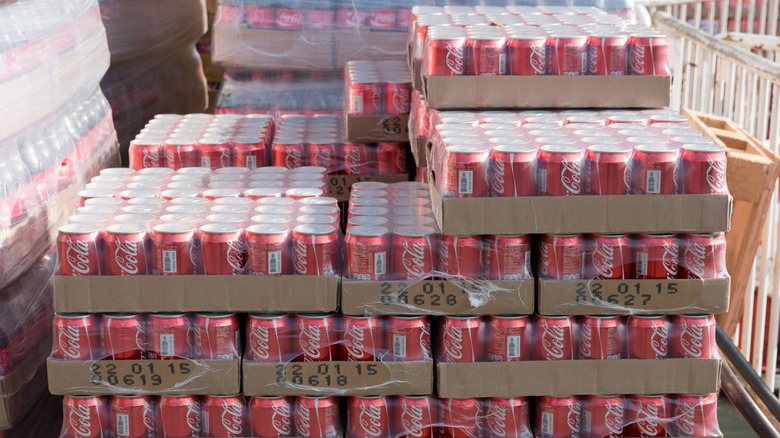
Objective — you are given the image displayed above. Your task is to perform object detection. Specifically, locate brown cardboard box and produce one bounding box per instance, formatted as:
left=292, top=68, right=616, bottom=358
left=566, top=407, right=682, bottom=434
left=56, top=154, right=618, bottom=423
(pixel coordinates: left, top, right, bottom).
left=412, top=60, right=423, bottom=92
left=344, top=114, right=410, bottom=144
left=410, top=135, right=427, bottom=168
left=341, top=279, right=534, bottom=316
left=437, top=359, right=720, bottom=398
left=537, top=278, right=731, bottom=316
left=423, top=75, right=671, bottom=110
left=0, top=337, right=50, bottom=429
left=243, top=360, right=433, bottom=396
left=329, top=174, right=410, bottom=199
left=52, top=275, right=338, bottom=313
left=334, top=30, right=407, bottom=66
left=47, top=358, right=240, bottom=396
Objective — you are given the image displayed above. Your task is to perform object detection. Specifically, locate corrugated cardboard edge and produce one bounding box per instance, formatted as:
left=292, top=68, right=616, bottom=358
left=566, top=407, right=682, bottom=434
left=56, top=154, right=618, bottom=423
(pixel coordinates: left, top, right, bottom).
left=47, top=358, right=240, bottom=396
left=53, top=275, right=338, bottom=313
left=437, top=359, right=721, bottom=398
left=423, top=75, right=672, bottom=110
left=410, top=136, right=428, bottom=168
left=344, top=114, right=410, bottom=144
left=537, top=278, right=731, bottom=316
left=243, top=360, right=433, bottom=396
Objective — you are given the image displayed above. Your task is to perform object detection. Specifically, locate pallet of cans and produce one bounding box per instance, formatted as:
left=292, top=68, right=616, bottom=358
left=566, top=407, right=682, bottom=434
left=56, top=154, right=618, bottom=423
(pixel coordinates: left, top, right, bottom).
left=58, top=392, right=722, bottom=437
left=340, top=181, right=534, bottom=316
left=242, top=313, right=433, bottom=396
left=344, top=60, right=412, bottom=144
left=411, top=6, right=672, bottom=109
left=52, top=166, right=341, bottom=314
left=435, top=314, right=720, bottom=399
left=423, top=108, right=732, bottom=236
left=408, top=89, right=430, bottom=167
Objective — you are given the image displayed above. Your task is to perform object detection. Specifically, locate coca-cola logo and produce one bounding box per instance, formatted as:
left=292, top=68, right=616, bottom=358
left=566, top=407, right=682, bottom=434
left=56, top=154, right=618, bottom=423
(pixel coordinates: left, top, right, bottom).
left=401, top=239, right=427, bottom=279
left=69, top=404, right=96, bottom=438
left=560, top=157, right=582, bottom=195
left=442, top=324, right=465, bottom=361
left=250, top=325, right=273, bottom=360
left=679, top=318, right=705, bottom=358
left=221, top=403, right=243, bottom=436
left=293, top=238, right=308, bottom=275
left=603, top=400, right=624, bottom=435
left=636, top=400, right=663, bottom=436
left=587, top=44, right=599, bottom=74
left=345, top=148, right=364, bottom=175
left=623, top=163, right=632, bottom=193
left=567, top=402, right=581, bottom=436
left=539, top=240, right=550, bottom=276
left=705, top=157, right=727, bottom=193
left=59, top=324, right=84, bottom=360
left=165, top=148, right=176, bottom=168
left=220, top=149, right=231, bottom=169
left=676, top=401, right=697, bottom=436
left=189, top=322, right=203, bottom=358
left=358, top=402, right=385, bottom=437
left=114, top=239, right=140, bottom=275
left=391, top=85, right=410, bottom=114
left=396, top=149, right=408, bottom=173
left=189, top=241, right=199, bottom=274
left=579, top=322, right=594, bottom=359
left=272, top=403, right=292, bottom=435
left=683, top=241, right=707, bottom=279
left=662, top=243, right=679, bottom=279
left=492, top=158, right=506, bottom=195
left=370, top=10, right=395, bottom=28
left=420, top=323, right=432, bottom=359
left=438, top=239, right=450, bottom=273
left=445, top=43, right=465, bottom=75
left=299, top=322, right=324, bottom=361
left=313, top=147, right=332, bottom=169
left=186, top=401, right=202, bottom=434
left=297, top=404, right=313, bottom=436
left=226, top=237, right=246, bottom=274
left=631, top=43, right=646, bottom=74
left=65, top=237, right=94, bottom=275
left=142, top=148, right=159, bottom=168
left=650, top=323, right=669, bottom=358
left=592, top=241, right=618, bottom=278
left=530, top=45, right=546, bottom=75
left=487, top=403, right=508, bottom=437
left=401, top=401, right=426, bottom=438
left=276, top=10, right=303, bottom=27
left=143, top=400, right=156, bottom=434
left=345, top=322, right=368, bottom=360
left=285, top=147, right=303, bottom=169
left=541, top=321, right=567, bottom=360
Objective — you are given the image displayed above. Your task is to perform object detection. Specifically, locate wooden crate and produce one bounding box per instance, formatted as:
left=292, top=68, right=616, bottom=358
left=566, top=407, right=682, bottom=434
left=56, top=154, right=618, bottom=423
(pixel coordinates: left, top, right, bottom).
left=683, top=108, right=780, bottom=337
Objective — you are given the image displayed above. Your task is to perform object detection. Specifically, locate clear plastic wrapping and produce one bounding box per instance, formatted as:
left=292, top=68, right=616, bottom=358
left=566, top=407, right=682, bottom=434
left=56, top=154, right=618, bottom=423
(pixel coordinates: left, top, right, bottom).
left=344, top=61, right=412, bottom=116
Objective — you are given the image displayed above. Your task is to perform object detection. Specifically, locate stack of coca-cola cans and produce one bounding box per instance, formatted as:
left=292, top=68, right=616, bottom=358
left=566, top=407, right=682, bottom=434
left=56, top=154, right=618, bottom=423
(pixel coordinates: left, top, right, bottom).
left=345, top=61, right=412, bottom=116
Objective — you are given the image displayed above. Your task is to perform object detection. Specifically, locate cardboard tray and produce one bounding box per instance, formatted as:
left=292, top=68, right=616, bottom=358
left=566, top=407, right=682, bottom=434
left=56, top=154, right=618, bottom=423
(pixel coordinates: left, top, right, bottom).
left=437, top=358, right=721, bottom=398
left=47, top=358, right=240, bottom=396
left=341, top=279, right=534, bottom=316
left=243, top=360, right=433, bottom=396
left=537, top=278, right=731, bottom=316
left=423, top=75, right=672, bottom=110
left=410, top=135, right=427, bottom=168
left=328, top=174, right=410, bottom=200
left=344, top=114, right=410, bottom=144
left=52, top=275, right=338, bottom=313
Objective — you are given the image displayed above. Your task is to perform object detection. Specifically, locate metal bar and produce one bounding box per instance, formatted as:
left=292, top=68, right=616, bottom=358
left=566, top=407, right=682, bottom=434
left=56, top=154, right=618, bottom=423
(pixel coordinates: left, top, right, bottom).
left=741, top=265, right=756, bottom=357
left=720, top=357, right=780, bottom=437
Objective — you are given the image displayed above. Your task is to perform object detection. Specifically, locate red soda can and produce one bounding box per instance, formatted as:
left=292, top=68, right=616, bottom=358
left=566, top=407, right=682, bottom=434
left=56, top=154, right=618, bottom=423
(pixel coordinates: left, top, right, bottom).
left=538, top=234, right=585, bottom=280
left=674, top=393, right=718, bottom=436
left=377, top=143, right=408, bottom=174
left=53, top=313, right=101, bottom=360
left=272, top=141, right=306, bottom=169
left=385, top=316, right=431, bottom=361
left=633, top=234, right=679, bottom=279
left=342, top=142, right=374, bottom=175
left=669, top=314, right=716, bottom=359
left=192, top=313, right=240, bottom=359
left=383, top=81, right=412, bottom=115
left=348, top=80, right=381, bottom=116
left=468, top=35, right=507, bottom=75
left=163, top=139, right=198, bottom=170
left=626, top=315, right=669, bottom=359
left=294, top=396, right=341, bottom=437
left=537, top=145, right=585, bottom=196
left=578, top=315, right=624, bottom=360
left=534, top=315, right=576, bottom=361
left=489, top=145, right=537, bottom=197
left=102, top=314, right=146, bottom=360
left=246, top=314, right=292, bottom=362
left=246, top=224, right=291, bottom=276
left=246, top=4, right=274, bottom=28
left=157, top=395, right=202, bottom=438
left=308, top=140, right=339, bottom=173
left=536, top=396, right=581, bottom=438
left=440, top=145, right=489, bottom=198
left=105, top=224, right=149, bottom=276
left=202, top=395, right=245, bottom=437
left=626, top=395, right=672, bottom=437
left=391, top=226, right=437, bottom=281
left=64, top=395, right=109, bottom=438
left=425, top=35, right=467, bottom=76
left=508, top=34, right=547, bottom=75
left=249, top=396, right=294, bottom=437
left=487, top=315, right=532, bottom=361
left=295, top=314, right=339, bottom=362
left=393, top=395, right=437, bottom=438
left=629, top=33, right=670, bottom=75
left=484, top=235, right=532, bottom=280
left=581, top=395, right=625, bottom=438
left=587, top=33, right=628, bottom=75
left=584, top=145, right=632, bottom=195
left=589, top=234, right=631, bottom=280
left=150, top=223, right=199, bottom=275
left=346, top=226, right=390, bottom=281
left=200, top=224, right=246, bottom=275
left=369, top=8, right=397, bottom=29
left=681, top=144, right=728, bottom=194
left=342, top=316, right=381, bottom=361
left=486, top=397, right=532, bottom=438
left=198, top=138, right=231, bottom=170
left=58, top=223, right=103, bottom=276
left=548, top=33, right=589, bottom=75
left=232, top=138, right=265, bottom=170
left=439, top=398, right=484, bottom=438
left=147, top=313, right=190, bottom=360
left=681, top=232, right=727, bottom=279
left=631, top=145, right=680, bottom=194
left=292, top=224, right=339, bottom=276
left=110, top=395, right=156, bottom=438
left=348, top=396, right=391, bottom=438
left=275, top=7, right=304, bottom=30
left=439, top=316, right=485, bottom=363
left=129, top=139, right=162, bottom=170
left=438, top=235, right=484, bottom=278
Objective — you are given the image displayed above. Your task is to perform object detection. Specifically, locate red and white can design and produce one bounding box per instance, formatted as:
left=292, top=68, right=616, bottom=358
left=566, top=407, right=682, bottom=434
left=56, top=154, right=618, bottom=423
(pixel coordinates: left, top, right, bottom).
left=536, top=396, right=581, bottom=438
left=631, top=145, right=679, bottom=195
left=147, top=313, right=190, bottom=360
left=377, top=143, right=408, bottom=174
left=587, top=33, right=628, bottom=75
left=200, top=224, right=246, bottom=275
left=348, top=396, right=391, bottom=438
left=438, top=316, right=485, bottom=363
left=438, top=235, right=484, bottom=278
left=538, top=234, right=585, bottom=280
left=368, top=8, right=397, bottom=29
left=383, top=81, right=412, bottom=115
left=633, top=234, right=679, bottom=279
left=440, top=145, right=489, bottom=198
left=348, top=80, right=381, bottom=116
left=151, top=223, right=199, bottom=276
left=537, top=145, right=585, bottom=196
left=275, top=7, right=304, bottom=30
left=548, top=34, right=589, bottom=76
left=468, top=35, right=507, bottom=75
left=202, top=395, right=245, bottom=437
left=346, top=226, right=390, bottom=281
left=584, top=145, right=632, bottom=195
left=439, top=398, right=484, bottom=438
left=163, top=140, right=198, bottom=170
left=486, top=397, right=531, bottom=438
left=292, top=225, right=339, bottom=276
left=53, top=314, right=101, bottom=360
left=669, top=314, right=716, bottom=359
left=105, top=224, right=148, bottom=276
left=295, top=314, right=339, bottom=362
left=589, top=234, right=631, bottom=280
left=674, top=393, right=718, bottom=436
left=308, top=141, right=338, bottom=174
left=487, top=315, right=531, bottom=361
left=385, top=316, right=431, bottom=361
left=249, top=396, right=294, bottom=438
left=246, top=5, right=275, bottom=29
left=198, top=139, right=231, bottom=170
left=629, top=34, right=670, bottom=76
left=272, top=141, right=306, bottom=169
left=534, top=315, right=576, bottom=361
left=489, top=145, right=537, bottom=197
left=294, top=396, right=341, bottom=437
left=246, top=224, right=291, bottom=276
left=508, top=34, right=547, bottom=75
left=246, top=314, right=292, bottom=362
left=64, top=395, right=109, bottom=438
left=626, top=395, right=672, bottom=438
left=626, top=315, right=669, bottom=359
left=110, top=395, right=157, bottom=438
left=425, top=35, right=467, bottom=76
left=578, top=315, right=623, bottom=360
left=232, top=139, right=265, bottom=170
left=342, top=316, right=381, bottom=361
left=484, top=234, right=532, bottom=281
left=58, top=223, right=103, bottom=276
left=681, top=233, right=727, bottom=279
left=391, top=226, right=437, bottom=281
left=129, top=139, right=162, bottom=170
left=102, top=314, right=146, bottom=360
left=681, top=144, right=728, bottom=194
left=393, top=395, right=437, bottom=438
left=342, top=143, right=374, bottom=175
left=581, top=395, right=625, bottom=438
left=191, top=313, right=240, bottom=359
left=157, top=395, right=202, bottom=438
